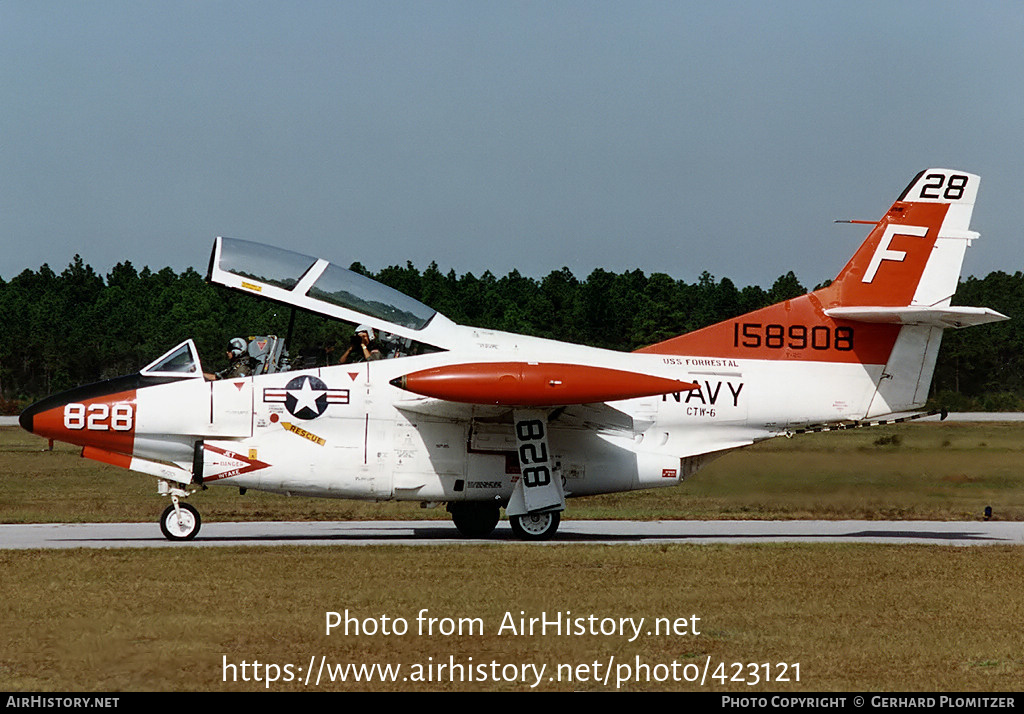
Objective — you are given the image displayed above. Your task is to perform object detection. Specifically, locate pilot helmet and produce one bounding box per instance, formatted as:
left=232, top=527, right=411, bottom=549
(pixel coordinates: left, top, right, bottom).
left=355, top=325, right=375, bottom=341
left=228, top=337, right=247, bottom=358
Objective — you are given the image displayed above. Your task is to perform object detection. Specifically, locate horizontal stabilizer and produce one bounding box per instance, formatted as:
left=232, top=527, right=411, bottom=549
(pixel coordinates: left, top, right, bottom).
left=825, top=306, right=1008, bottom=329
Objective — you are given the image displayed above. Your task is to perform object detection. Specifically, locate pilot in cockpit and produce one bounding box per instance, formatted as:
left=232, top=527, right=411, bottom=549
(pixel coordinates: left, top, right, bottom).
left=340, top=325, right=383, bottom=363
left=205, top=337, right=257, bottom=380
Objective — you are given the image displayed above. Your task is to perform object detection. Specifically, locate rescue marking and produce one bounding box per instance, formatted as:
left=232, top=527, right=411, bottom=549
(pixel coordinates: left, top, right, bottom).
left=282, top=422, right=327, bottom=446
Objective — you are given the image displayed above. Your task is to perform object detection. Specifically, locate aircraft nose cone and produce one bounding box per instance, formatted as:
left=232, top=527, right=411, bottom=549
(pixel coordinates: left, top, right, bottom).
left=16, top=374, right=142, bottom=451
left=18, top=404, right=36, bottom=433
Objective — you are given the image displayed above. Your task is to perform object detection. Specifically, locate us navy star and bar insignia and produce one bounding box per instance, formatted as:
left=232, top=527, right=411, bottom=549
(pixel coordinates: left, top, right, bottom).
left=263, top=375, right=349, bottom=420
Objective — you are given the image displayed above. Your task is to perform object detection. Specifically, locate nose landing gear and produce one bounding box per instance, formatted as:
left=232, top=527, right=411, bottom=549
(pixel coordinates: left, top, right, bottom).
left=158, top=482, right=202, bottom=540
left=160, top=501, right=201, bottom=540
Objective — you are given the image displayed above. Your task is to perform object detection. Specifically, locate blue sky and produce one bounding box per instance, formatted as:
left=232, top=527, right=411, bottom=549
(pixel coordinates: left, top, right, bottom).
left=2, top=1, right=1022, bottom=288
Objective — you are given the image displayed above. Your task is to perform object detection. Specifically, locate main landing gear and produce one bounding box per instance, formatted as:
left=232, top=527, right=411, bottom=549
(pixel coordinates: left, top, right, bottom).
left=448, top=502, right=561, bottom=540
left=448, top=502, right=501, bottom=538
left=509, top=511, right=560, bottom=541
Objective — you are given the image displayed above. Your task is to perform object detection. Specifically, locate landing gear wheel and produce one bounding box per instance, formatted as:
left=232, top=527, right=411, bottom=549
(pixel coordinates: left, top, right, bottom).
left=160, top=502, right=201, bottom=541
left=449, top=502, right=501, bottom=537
left=510, top=511, right=561, bottom=541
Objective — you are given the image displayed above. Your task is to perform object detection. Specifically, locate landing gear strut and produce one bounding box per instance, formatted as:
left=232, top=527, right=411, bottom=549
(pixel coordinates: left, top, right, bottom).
left=449, top=502, right=501, bottom=537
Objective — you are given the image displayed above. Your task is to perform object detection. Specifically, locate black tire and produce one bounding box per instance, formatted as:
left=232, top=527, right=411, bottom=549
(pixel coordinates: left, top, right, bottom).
left=449, top=502, right=501, bottom=537
left=509, top=511, right=560, bottom=540
left=159, top=502, right=201, bottom=541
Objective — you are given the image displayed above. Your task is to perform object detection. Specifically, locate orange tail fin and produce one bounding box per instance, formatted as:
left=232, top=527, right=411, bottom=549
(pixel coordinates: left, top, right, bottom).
left=637, top=169, right=1002, bottom=372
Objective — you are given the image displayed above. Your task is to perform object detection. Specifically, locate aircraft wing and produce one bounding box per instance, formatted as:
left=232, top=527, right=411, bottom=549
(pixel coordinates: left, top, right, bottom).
left=394, top=396, right=508, bottom=422
left=394, top=396, right=646, bottom=436
left=549, top=402, right=650, bottom=435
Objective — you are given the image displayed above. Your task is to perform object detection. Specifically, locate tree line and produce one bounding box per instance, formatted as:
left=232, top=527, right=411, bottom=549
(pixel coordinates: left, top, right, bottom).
left=1, top=256, right=1021, bottom=412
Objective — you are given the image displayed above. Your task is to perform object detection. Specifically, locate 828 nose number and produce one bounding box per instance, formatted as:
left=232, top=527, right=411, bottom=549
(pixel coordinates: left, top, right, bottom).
left=63, top=403, right=134, bottom=431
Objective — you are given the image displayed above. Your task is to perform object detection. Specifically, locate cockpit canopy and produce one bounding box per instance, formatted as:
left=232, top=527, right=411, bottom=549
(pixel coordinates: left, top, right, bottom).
left=207, top=237, right=457, bottom=348
left=308, top=263, right=434, bottom=330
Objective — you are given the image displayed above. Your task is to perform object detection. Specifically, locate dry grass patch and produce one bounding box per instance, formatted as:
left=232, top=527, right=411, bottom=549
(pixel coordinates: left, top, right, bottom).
left=1, top=545, right=1022, bottom=691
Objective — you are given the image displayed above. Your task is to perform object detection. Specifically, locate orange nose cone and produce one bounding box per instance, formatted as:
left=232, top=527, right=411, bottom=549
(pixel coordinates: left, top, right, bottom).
left=20, top=378, right=138, bottom=454
left=392, top=362, right=698, bottom=406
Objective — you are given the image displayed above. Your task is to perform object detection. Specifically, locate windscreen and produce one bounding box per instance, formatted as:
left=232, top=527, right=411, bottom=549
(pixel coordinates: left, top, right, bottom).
left=141, top=341, right=202, bottom=377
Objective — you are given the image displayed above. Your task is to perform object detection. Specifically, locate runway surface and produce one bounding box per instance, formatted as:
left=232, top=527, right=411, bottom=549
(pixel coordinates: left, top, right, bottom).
left=2, top=519, right=1021, bottom=549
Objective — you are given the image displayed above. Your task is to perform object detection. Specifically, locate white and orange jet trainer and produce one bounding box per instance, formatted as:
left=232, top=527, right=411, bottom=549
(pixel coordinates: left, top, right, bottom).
left=20, top=169, right=1007, bottom=540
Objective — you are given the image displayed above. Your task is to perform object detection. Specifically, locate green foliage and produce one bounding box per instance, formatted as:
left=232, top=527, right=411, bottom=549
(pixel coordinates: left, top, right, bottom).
left=932, top=271, right=1024, bottom=399
left=0, top=256, right=1020, bottom=412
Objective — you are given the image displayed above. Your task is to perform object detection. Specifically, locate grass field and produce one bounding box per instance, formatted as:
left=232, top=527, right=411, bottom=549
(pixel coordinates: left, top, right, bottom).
left=2, top=545, right=1022, bottom=691
left=2, top=423, right=1023, bottom=692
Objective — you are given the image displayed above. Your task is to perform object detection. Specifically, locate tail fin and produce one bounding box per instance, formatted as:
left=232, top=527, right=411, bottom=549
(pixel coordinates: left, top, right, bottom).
left=637, top=168, right=1006, bottom=416
left=825, top=168, right=980, bottom=310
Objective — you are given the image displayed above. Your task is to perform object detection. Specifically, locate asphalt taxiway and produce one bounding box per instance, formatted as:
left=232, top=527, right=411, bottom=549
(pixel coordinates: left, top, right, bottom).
left=1, top=519, right=1020, bottom=549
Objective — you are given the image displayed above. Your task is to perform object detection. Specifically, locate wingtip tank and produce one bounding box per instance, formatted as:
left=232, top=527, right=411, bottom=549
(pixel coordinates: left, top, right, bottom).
left=392, top=362, right=698, bottom=406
